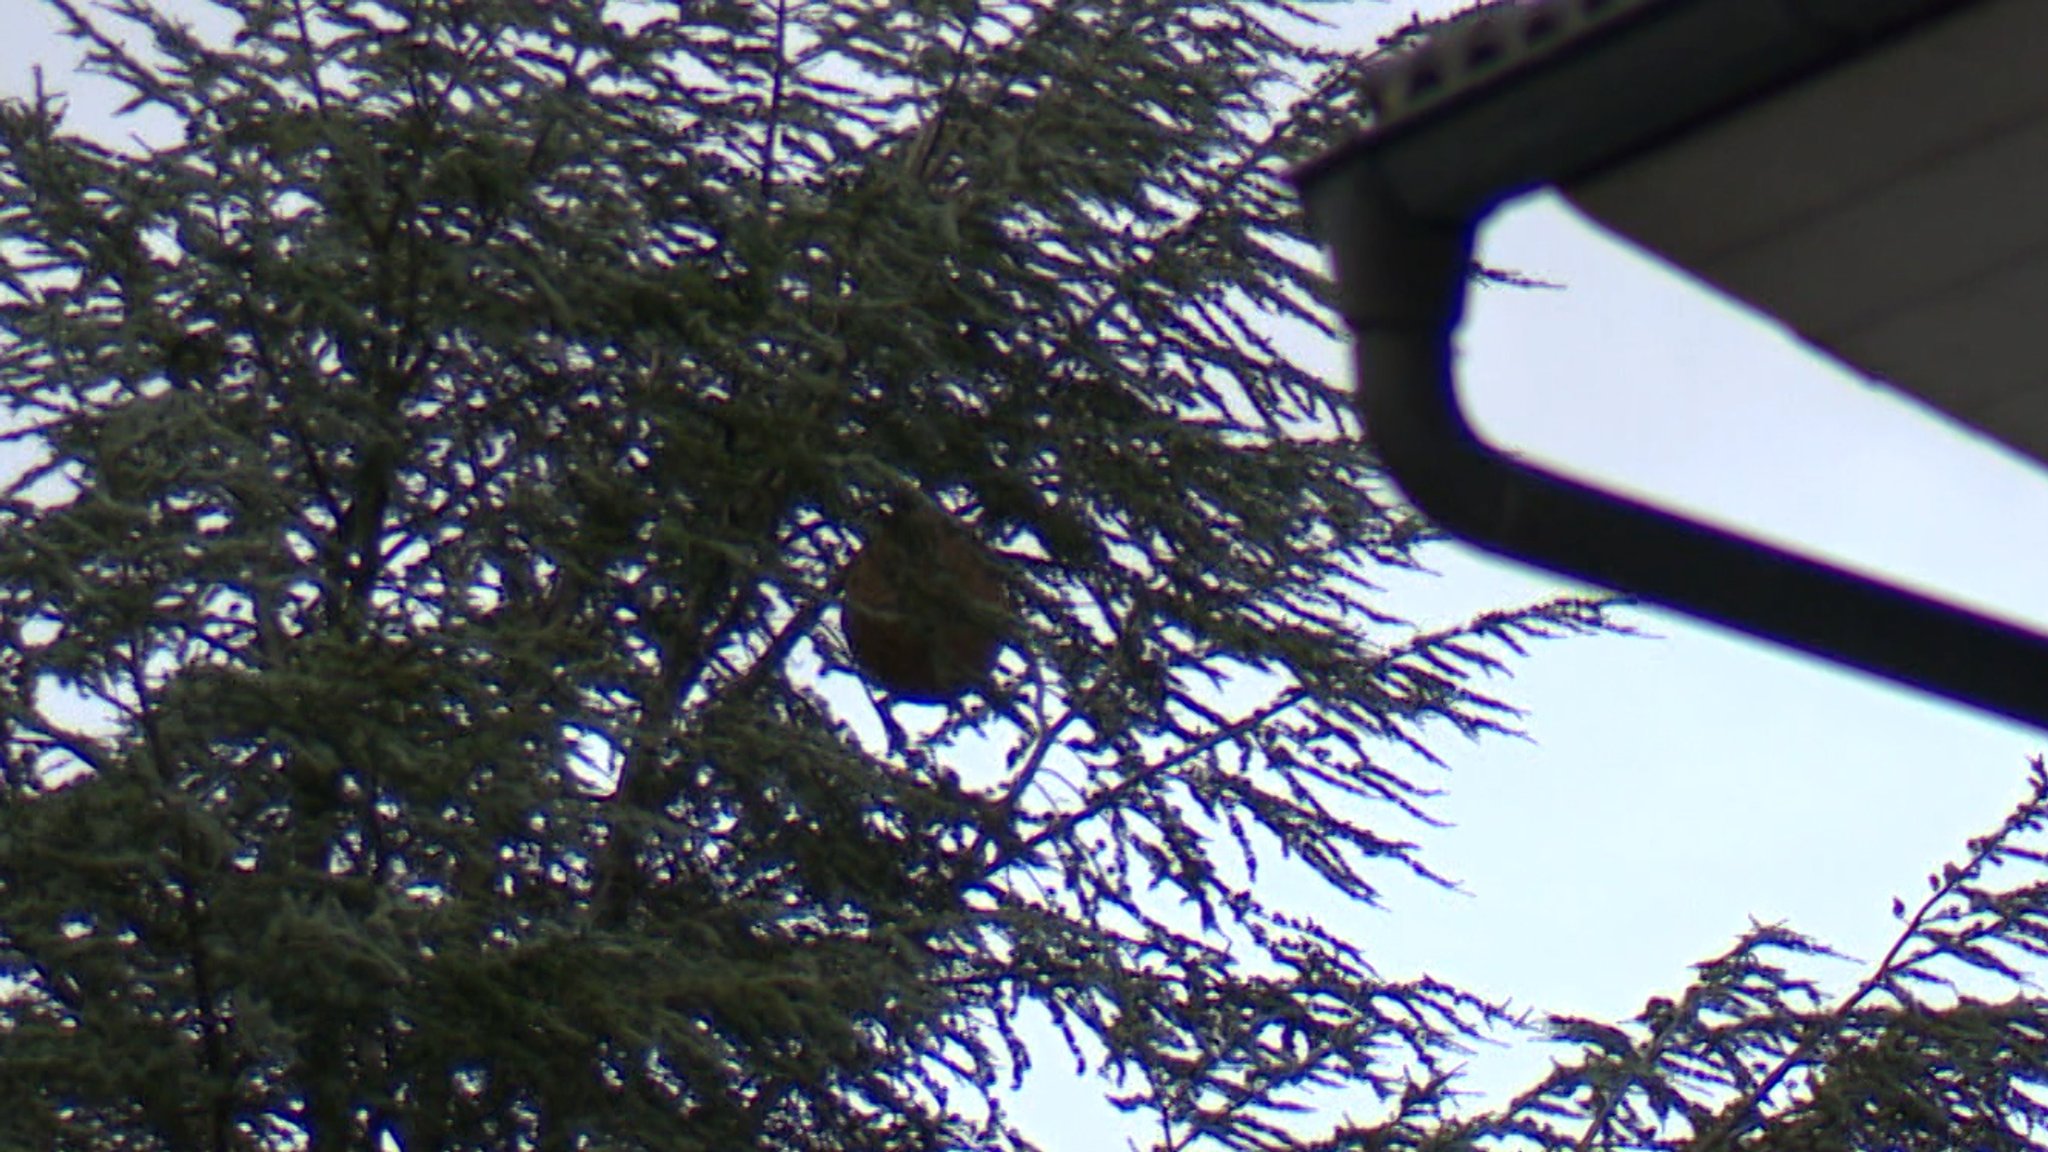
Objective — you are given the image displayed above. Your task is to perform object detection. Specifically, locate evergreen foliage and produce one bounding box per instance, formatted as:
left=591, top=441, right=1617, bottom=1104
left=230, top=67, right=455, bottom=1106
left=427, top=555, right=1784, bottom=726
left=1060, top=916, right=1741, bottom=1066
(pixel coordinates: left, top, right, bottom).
left=3, top=2, right=2041, bottom=1152
left=0, top=2, right=1616, bottom=1145
left=1423, top=759, right=2048, bottom=1152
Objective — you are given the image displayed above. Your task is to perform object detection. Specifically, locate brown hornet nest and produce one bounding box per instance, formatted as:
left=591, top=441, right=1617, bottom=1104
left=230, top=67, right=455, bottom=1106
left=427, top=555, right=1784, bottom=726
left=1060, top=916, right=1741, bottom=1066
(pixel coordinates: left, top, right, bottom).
left=841, top=503, right=1008, bottom=704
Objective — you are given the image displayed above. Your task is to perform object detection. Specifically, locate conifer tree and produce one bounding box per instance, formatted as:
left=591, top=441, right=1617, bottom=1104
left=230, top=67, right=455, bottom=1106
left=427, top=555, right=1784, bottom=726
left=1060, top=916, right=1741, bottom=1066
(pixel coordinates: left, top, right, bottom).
left=0, top=3, right=1608, bottom=1146
left=30, top=2, right=2045, bottom=1151
left=1417, top=757, right=2048, bottom=1152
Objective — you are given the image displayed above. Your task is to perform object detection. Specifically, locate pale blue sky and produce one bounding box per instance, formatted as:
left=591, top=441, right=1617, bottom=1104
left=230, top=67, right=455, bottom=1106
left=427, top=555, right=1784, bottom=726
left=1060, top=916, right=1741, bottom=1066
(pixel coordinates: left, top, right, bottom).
left=12, top=1, right=2048, bottom=1148
left=1020, top=0, right=2048, bottom=1141
left=1009, top=165, right=2048, bottom=1138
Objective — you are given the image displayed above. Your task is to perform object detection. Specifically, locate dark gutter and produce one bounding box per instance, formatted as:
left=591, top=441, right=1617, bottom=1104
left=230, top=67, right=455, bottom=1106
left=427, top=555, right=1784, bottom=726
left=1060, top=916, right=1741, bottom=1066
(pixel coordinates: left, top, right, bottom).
left=1293, top=0, right=2048, bottom=730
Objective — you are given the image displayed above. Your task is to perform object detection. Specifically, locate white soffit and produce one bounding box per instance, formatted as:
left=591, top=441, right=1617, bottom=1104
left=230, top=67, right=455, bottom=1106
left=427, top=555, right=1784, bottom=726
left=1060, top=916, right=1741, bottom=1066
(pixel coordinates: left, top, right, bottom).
left=1563, top=0, right=2048, bottom=463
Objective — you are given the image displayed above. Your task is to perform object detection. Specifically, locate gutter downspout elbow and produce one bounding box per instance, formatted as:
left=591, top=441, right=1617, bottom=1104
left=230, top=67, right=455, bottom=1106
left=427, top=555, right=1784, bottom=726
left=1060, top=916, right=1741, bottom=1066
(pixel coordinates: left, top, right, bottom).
left=1301, top=158, right=2048, bottom=731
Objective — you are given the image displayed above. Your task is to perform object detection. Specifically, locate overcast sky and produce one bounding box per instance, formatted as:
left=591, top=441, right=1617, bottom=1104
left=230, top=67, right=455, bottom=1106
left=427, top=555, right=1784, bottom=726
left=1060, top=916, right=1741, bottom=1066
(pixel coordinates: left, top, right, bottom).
left=1023, top=0, right=2048, bottom=1140
left=12, top=1, right=2048, bottom=1148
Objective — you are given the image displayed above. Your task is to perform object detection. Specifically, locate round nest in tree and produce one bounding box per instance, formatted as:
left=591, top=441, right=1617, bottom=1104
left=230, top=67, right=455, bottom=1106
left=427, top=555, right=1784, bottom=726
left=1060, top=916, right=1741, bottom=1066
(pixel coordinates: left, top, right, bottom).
left=842, top=505, right=1007, bottom=704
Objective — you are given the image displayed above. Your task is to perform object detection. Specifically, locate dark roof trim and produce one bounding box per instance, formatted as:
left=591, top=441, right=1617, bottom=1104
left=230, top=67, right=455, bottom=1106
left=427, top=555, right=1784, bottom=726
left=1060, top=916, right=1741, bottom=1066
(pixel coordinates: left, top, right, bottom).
left=1294, top=0, right=1972, bottom=217
left=1293, top=0, right=2048, bottom=730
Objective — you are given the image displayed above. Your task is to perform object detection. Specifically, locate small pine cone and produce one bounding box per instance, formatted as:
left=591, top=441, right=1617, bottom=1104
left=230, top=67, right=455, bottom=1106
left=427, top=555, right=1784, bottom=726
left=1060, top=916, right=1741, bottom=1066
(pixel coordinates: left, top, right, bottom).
left=842, top=504, right=1007, bottom=703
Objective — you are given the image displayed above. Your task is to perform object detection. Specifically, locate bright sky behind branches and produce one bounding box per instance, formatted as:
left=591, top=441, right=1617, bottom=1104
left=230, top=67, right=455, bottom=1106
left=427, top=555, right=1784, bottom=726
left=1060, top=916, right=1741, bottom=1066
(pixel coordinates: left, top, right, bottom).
left=10, top=2, right=2048, bottom=1148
